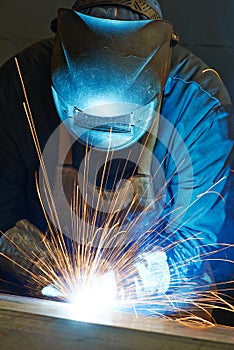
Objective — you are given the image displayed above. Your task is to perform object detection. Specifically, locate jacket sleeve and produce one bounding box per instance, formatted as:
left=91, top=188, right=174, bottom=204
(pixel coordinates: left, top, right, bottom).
left=151, top=81, right=234, bottom=288
left=159, top=100, right=233, bottom=284
left=0, top=63, right=31, bottom=232
left=0, top=40, right=57, bottom=233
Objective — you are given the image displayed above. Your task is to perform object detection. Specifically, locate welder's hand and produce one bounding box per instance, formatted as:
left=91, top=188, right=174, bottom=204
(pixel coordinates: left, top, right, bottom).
left=133, top=250, right=170, bottom=299
left=100, top=175, right=155, bottom=216
left=0, top=219, right=50, bottom=286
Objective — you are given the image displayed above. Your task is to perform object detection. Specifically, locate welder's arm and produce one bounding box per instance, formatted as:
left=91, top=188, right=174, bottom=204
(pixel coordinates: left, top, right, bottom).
left=0, top=59, right=49, bottom=233
left=0, top=119, right=31, bottom=232
left=0, top=219, right=50, bottom=286
left=126, top=105, right=233, bottom=304
left=155, top=103, right=234, bottom=288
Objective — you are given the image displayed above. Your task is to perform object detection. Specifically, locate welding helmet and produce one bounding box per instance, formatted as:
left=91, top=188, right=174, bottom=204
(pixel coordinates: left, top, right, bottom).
left=51, top=6, right=177, bottom=151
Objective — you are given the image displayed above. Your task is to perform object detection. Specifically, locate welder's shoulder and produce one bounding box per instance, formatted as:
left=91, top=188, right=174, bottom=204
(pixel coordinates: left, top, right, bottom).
left=0, top=38, right=54, bottom=88
left=169, top=45, right=231, bottom=106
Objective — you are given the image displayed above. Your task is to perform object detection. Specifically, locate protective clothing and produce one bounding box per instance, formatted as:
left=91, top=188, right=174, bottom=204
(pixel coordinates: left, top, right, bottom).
left=49, top=124, right=159, bottom=240
left=134, top=250, right=170, bottom=297
left=0, top=220, right=51, bottom=288
left=51, top=9, right=175, bottom=151
left=0, top=9, right=233, bottom=315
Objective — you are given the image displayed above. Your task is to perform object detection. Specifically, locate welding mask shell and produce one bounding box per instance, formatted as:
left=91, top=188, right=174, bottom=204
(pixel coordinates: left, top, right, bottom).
left=51, top=9, right=175, bottom=151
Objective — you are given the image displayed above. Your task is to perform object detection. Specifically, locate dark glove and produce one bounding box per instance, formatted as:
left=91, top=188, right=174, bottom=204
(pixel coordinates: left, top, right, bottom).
left=0, top=219, right=51, bottom=287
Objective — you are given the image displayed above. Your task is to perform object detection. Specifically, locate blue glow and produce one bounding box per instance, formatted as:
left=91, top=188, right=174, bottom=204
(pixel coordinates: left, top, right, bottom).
left=52, top=9, right=172, bottom=150
left=53, top=10, right=163, bottom=110
left=77, top=11, right=154, bottom=35
left=52, top=84, right=158, bottom=151
left=41, top=284, right=64, bottom=298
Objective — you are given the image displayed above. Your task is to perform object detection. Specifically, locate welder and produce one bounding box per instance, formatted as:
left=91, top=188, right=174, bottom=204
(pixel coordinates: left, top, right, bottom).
left=0, top=0, right=233, bottom=316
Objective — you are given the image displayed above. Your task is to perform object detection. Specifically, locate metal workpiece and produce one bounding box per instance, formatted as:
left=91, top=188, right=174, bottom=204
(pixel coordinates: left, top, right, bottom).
left=0, top=293, right=233, bottom=350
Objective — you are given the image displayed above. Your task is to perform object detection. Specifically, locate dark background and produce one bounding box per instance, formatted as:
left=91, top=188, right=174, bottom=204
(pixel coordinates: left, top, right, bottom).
left=0, top=0, right=233, bottom=103
left=161, top=0, right=234, bottom=105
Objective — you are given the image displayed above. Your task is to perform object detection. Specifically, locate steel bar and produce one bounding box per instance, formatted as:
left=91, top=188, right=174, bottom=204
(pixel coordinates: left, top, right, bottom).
left=0, top=293, right=233, bottom=350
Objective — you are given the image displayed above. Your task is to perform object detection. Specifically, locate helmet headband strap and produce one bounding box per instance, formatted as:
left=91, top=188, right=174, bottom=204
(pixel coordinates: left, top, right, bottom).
left=73, top=0, right=161, bottom=19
